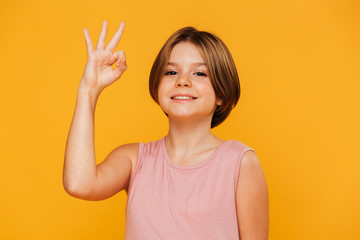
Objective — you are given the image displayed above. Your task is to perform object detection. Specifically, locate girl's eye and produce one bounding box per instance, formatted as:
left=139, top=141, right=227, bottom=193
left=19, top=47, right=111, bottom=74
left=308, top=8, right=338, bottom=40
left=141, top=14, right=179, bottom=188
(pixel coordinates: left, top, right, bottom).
left=195, top=72, right=207, bottom=77
left=165, top=71, right=177, bottom=75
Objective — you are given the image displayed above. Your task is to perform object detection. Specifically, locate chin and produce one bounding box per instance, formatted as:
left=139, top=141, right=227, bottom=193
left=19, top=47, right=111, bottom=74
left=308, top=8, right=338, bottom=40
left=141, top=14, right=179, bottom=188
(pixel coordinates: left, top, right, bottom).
left=160, top=104, right=216, bottom=121
left=167, top=110, right=214, bottom=121
left=167, top=111, right=195, bottom=118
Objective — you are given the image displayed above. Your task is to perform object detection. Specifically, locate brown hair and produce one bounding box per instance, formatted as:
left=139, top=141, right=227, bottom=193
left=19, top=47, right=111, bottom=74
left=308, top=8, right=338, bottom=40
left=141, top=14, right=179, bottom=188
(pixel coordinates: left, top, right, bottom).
left=149, top=26, right=240, bottom=128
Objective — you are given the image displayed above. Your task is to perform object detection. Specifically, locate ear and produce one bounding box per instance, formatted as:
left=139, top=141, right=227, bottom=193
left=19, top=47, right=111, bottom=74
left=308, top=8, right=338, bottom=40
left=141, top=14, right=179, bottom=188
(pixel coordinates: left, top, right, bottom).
left=216, top=96, right=223, bottom=106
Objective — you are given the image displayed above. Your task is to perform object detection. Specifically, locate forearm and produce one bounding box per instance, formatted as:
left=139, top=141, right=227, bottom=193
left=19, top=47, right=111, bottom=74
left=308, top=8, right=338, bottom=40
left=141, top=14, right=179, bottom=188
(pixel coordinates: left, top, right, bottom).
left=63, top=83, right=101, bottom=195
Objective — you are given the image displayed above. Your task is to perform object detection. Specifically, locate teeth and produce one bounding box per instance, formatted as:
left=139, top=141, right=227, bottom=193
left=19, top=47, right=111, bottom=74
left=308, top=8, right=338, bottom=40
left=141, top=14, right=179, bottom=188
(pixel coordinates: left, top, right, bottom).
left=173, top=96, right=195, bottom=100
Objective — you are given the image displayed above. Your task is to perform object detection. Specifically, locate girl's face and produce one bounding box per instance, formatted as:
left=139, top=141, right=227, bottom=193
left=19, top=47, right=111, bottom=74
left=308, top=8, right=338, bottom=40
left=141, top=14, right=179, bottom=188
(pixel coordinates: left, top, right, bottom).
left=157, top=41, right=222, bottom=122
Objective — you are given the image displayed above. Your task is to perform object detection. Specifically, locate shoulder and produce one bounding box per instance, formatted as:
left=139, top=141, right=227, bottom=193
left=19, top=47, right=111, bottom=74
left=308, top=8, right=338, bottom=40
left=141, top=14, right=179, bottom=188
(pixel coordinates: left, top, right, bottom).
left=241, top=150, right=259, bottom=166
left=110, top=138, right=163, bottom=175
left=111, top=137, right=162, bottom=159
left=223, top=139, right=256, bottom=156
left=225, top=139, right=252, bottom=148
left=238, top=150, right=264, bottom=185
left=235, top=149, right=269, bottom=238
left=235, top=147, right=268, bottom=208
left=230, top=140, right=265, bottom=196
left=108, top=143, right=140, bottom=171
left=109, top=142, right=140, bottom=158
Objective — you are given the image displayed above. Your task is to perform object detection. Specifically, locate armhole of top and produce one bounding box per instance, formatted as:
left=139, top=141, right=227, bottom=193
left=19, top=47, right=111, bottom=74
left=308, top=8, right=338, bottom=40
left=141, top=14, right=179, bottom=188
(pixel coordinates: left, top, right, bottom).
left=234, top=147, right=256, bottom=193
left=127, top=142, right=144, bottom=196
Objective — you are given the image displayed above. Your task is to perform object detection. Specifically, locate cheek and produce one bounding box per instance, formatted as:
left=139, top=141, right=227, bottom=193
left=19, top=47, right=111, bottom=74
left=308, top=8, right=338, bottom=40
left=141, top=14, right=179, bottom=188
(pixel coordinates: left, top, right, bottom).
left=157, top=82, right=165, bottom=100
left=205, top=84, right=221, bottom=106
left=157, top=81, right=169, bottom=105
left=199, top=82, right=217, bottom=99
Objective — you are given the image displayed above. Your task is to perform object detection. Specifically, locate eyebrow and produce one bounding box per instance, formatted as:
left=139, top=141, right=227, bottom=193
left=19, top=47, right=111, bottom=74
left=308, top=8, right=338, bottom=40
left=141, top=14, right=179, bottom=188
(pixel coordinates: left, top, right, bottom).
left=167, top=62, right=206, bottom=67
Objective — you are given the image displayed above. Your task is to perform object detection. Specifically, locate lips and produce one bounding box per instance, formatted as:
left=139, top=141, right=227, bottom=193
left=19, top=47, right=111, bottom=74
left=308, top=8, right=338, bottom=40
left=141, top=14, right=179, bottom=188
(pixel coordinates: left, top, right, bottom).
left=170, top=93, right=197, bottom=100
left=171, top=96, right=196, bottom=100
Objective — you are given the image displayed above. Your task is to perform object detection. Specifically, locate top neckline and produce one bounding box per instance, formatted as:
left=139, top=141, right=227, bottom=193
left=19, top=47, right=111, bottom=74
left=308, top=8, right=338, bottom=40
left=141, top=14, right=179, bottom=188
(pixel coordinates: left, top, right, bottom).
left=161, top=136, right=230, bottom=170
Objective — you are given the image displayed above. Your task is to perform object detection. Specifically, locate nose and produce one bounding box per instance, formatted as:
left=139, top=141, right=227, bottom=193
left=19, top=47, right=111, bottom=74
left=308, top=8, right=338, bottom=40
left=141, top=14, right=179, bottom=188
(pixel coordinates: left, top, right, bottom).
left=175, top=75, right=192, bottom=88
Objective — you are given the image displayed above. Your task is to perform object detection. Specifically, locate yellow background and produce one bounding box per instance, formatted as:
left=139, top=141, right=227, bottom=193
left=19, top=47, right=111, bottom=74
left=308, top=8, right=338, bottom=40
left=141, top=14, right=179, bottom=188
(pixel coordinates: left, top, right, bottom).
left=1, top=0, right=359, bottom=239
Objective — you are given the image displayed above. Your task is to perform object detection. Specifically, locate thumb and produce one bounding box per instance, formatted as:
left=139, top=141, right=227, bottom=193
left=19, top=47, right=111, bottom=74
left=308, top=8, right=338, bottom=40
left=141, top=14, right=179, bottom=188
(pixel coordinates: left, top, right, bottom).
left=113, top=56, right=127, bottom=79
left=113, top=50, right=125, bottom=62
left=112, top=50, right=127, bottom=79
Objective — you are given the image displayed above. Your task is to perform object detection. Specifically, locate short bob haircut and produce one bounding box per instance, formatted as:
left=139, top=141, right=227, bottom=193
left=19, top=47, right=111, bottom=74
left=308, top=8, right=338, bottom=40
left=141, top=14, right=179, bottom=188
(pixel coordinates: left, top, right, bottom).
left=149, top=26, right=240, bottom=128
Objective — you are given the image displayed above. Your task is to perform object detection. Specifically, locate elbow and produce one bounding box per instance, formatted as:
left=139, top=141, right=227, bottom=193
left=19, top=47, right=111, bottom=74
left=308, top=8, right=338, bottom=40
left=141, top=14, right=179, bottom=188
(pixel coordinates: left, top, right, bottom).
left=62, top=176, right=91, bottom=199
left=62, top=177, right=80, bottom=197
left=63, top=183, right=75, bottom=197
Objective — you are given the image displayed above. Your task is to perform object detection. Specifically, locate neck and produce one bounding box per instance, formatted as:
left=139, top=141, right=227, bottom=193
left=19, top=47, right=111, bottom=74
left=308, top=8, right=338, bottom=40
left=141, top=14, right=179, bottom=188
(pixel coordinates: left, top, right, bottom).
left=165, top=116, right=223, bottom=155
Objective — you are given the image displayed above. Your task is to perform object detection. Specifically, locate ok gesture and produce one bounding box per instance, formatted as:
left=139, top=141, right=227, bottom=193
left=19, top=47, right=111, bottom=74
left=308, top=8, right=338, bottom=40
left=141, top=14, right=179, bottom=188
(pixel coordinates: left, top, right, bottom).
left=80, top=20, right=127, bottom=93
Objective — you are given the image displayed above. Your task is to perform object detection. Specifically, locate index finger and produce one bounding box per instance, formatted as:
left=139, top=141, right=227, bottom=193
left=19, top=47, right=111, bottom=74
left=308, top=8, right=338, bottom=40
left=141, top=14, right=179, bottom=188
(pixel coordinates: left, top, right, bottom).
left=83, top=28, right=94, bottom=54
left=105, top=21, right=125, bottom=51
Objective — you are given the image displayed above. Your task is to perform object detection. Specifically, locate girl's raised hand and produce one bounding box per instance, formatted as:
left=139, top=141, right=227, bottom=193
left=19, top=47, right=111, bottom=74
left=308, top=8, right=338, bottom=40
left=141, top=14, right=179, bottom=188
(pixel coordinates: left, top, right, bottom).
left=80, top=20, right=127, bottom=93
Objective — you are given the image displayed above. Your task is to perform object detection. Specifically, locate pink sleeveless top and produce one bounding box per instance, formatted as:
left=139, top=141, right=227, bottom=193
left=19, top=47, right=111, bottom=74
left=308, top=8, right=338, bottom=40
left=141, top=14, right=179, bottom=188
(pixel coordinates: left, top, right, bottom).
left=125, top=137, right=255, bottom=239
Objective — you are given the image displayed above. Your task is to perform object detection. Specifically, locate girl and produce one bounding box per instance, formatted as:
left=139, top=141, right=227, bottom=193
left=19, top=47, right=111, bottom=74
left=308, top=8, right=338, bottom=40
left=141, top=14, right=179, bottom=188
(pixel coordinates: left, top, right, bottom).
left=63, top=20, right=269, bottom=239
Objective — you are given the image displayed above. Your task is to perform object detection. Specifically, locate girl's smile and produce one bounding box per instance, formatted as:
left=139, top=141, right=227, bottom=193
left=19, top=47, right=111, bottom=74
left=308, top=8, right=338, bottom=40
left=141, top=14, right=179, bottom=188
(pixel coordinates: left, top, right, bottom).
left=170, top=93, right=198, bottom=103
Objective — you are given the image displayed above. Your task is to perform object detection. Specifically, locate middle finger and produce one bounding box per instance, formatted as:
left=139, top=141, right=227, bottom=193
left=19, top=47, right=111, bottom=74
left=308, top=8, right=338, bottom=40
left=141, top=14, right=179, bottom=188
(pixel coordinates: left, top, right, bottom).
left=96, top=20, right=108, bottom=50
left=105, top=21, right=125, bottom=52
